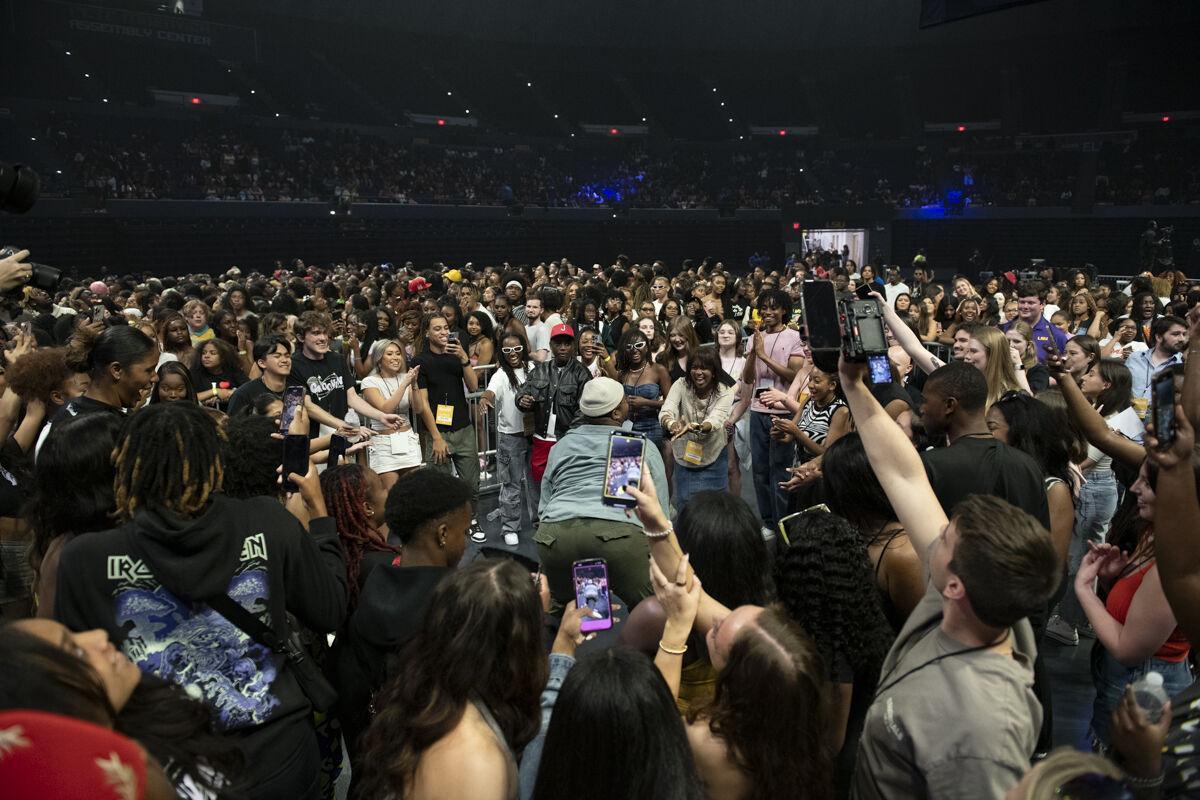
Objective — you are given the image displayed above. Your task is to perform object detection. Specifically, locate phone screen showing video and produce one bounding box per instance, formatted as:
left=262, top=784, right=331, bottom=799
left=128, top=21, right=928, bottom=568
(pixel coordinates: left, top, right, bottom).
left=867, top=354, right=893, bottom=385
left=602, top=433, right=644, bottom=507
left=280, top=386, right=305, bottom=434
left=573, top=559, right=613, bottom=632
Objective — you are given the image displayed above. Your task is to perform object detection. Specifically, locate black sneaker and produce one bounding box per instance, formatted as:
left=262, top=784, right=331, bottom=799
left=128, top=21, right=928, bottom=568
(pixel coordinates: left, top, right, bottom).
left=470, top=521, right=486, bottom=544
left=1044, top=614, right=1079, bottom=646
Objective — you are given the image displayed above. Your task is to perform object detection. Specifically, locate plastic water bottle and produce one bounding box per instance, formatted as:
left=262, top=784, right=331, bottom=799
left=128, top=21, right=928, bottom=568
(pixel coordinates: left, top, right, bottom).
left=1130, top=671, right=1169, bottom=723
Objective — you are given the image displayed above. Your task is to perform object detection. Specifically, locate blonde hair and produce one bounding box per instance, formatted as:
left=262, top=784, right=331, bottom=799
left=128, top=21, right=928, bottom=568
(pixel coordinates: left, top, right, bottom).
left=969, top=326, right=1024, bottom=407
left=368, top=338, right=408, bottom=377
left=1005, top=320, right=1039, bottom=371
left=1015, top=748, right=1125, bottom=800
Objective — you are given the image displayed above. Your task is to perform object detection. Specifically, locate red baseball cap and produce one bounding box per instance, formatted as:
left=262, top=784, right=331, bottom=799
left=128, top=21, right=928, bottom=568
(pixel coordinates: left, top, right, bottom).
left=407, top=277, right=432, bottom=294
left=550, top=323, right=575, bottom=340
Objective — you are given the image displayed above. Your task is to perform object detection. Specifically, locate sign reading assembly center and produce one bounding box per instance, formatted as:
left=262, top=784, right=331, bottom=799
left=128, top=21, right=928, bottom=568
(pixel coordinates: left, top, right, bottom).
left=37, top=1, right=258, bottom=60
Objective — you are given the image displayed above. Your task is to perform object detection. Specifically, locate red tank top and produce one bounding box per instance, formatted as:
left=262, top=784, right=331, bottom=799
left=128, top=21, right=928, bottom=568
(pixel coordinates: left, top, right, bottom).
left=1105, top=562, right=1190, bottom=662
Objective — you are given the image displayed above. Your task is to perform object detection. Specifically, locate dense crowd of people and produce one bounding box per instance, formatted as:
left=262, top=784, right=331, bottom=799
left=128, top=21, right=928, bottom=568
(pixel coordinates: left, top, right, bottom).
left=34, top=116, right=1200, bottom=210
left=0, top=241, right=1197, bottom=800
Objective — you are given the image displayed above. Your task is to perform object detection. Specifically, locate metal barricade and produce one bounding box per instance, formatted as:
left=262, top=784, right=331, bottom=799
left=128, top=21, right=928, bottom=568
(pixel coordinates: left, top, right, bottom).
left=467, top=363, right=500, bottom=495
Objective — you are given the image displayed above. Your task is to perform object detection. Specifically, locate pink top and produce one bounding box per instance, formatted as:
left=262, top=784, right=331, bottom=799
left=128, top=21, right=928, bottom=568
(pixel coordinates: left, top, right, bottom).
left=747, top=327, right=806, bottom=414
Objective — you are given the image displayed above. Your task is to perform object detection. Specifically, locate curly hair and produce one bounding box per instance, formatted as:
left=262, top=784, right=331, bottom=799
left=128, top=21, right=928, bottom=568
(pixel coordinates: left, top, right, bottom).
left=220, top=414, right=285, bottom=500
left=354, top=560, right=546, bottom=799
left=319, top=464, right=398, bottom=609
left=4, top=347, right=74, bottom=406
left=774, top=511, right=893, bottom=679
left=689, top=605, right=832, bottom=800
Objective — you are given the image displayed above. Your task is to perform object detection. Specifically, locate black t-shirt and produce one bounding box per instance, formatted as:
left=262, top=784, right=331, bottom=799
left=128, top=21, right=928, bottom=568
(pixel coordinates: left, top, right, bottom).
left=51, top=395, right=123, bottom=426
left=1026, top=364, right=1050, bottom=393
left=227, top=378, right=284, bottom=418
left=869, top=380, right=913, bottom=412
left=921, top=436, right=1050, bottom=528
left=411, top=350, right=471, bottom=433
left=192, top=368, right=248, bottom=412
left=289, top=351, right=355, bottom=437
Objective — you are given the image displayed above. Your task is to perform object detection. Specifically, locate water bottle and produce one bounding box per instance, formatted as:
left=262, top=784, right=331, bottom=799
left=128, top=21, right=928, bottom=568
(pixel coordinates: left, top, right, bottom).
left=1130, top=671, right=1169, bottom=723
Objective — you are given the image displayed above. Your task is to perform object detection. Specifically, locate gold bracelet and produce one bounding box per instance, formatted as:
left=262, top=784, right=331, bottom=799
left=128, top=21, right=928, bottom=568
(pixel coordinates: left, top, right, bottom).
left=658, top=640, right=687, bottom=655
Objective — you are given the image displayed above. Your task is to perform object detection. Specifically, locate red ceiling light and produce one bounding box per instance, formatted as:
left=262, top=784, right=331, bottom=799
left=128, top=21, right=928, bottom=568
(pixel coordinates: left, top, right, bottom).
left=190, top=97, right=202, bottom=105
left=609, top=127, right=619, bottom=135
left=792, top=222, right=801, bottom=230
left=956, top=125, right=966, bottom=132
left=1161, top=115, right=1171, bottom=123
left=437, top=118, right=446, bottom=126
left=778, top=129, right=787, bottom=136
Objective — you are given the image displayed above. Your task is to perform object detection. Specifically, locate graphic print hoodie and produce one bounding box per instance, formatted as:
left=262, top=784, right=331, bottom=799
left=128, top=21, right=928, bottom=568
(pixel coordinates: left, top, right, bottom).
left=54, top=493, right=347, bottom=785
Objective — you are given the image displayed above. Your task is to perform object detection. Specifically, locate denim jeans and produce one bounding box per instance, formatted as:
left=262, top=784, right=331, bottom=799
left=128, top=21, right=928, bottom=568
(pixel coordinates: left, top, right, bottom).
left=1058, top=470, right=1118, bottom=627
left=672, top=448, right=729, bottom=515
left=496, top=432, right=537, bottom=537
left=749, top=411, right=793, bottom=527
left=1090, top=649, right=1193, bottom=749
left=421, top=425, right=479, bottom=502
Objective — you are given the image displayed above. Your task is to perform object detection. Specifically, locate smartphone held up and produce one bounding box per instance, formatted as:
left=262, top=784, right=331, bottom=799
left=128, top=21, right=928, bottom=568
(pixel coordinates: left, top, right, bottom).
left=573, top=558, right=613, bottom=632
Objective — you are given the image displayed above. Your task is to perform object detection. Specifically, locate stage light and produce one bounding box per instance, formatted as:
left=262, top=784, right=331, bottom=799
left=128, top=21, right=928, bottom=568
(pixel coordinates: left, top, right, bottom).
left=437, top=119, right=446, bottom=126
left=792, top=222, right=801, bottom=230
left=956, top=125, right=966, bottom=132
left=191, top=97, right=201, bottom=105
left=778, top=130, right=786, bottom=136
left=1161, top=115, right=1171, bottom=123
left=610, top=128, right=619, bottom=135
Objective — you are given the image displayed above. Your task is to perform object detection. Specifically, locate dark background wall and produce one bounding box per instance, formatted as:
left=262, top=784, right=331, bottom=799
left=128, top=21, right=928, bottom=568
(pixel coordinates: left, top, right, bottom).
left=2, top=201, right=1196, bottom=279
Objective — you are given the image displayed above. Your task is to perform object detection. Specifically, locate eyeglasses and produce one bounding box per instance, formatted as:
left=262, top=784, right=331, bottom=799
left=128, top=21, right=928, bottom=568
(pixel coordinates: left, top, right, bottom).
left=501, top=346, right=524, bottom=354
left=625, top=341, right=647, bottom=351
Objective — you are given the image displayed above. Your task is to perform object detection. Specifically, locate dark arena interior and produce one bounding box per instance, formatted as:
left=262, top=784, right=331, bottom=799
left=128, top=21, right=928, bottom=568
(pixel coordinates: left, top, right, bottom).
left=1, top=1, right=1199, bottom=798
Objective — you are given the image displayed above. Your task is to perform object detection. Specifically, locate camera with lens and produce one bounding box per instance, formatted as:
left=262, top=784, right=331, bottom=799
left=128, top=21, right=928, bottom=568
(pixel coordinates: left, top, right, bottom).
left=800, top=280, right=892, bottom=384
left=0, top=246, right=61, bottom=292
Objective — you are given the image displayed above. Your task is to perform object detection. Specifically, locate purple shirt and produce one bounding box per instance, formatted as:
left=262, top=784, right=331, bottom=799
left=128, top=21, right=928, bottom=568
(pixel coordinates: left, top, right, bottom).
left=1001, top=315, right=1068, bottom=363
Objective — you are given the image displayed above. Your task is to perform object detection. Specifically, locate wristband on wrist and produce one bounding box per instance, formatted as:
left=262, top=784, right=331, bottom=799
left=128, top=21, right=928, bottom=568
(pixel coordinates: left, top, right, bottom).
left=644, top=525, right=673, bottom=540
left=658, top=640, right=687, bottom=655
left=1124, top=772, right=1163, bottom=789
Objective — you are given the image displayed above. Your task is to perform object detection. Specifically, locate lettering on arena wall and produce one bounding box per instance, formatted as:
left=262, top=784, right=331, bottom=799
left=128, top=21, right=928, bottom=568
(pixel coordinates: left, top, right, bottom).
left=68, top=19, right=213, bottom=46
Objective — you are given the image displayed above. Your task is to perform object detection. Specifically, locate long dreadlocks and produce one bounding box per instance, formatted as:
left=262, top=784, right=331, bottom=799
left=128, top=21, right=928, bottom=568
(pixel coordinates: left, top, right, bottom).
left=113, top=402, right=225, bottom=520
left=319, top=464, right=398, bottom=608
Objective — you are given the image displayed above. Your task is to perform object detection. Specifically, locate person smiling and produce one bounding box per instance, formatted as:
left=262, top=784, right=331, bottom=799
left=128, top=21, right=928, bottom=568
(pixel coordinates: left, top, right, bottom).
left=659, top=347, right=736, bottom=511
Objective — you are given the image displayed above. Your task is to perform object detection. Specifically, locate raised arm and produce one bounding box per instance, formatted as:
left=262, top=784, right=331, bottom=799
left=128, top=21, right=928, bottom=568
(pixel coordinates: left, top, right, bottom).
left=839, top=355, right=947, bottom=558
left=1145, top=402, right=1200, bottom=644
left=870, top=291, right=942, bottom=375
left=1181, top=304, right=1200, bottom=427
left=1053, top=370, right=1144, bottom=469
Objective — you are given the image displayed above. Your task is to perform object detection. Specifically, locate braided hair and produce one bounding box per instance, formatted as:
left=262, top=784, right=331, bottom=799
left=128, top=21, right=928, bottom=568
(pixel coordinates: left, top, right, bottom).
left=319, top=464, right=398, bottom=608
left=112, top=402, right=225, bottom=520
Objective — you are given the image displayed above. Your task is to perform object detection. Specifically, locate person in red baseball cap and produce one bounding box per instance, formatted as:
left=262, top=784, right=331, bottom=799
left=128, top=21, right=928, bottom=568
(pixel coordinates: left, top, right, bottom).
left=515, top=322, right=593, bottom=529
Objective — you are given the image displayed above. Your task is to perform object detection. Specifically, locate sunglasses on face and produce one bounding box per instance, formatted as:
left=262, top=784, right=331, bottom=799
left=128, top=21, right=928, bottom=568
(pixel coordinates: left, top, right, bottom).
left=501, top=346, right=524, bottom=354
left=625, top=341, right=647, bottom=351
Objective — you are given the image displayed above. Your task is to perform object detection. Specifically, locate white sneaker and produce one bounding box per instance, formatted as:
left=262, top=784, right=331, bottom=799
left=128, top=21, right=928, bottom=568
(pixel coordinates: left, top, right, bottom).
left=1044, top=614, right=1079, bottom=646
left=761, top=525, right=776, bottom=542
left=470, top=522, right=486, bottom=544
left=503, top=533, right=519, bottom=547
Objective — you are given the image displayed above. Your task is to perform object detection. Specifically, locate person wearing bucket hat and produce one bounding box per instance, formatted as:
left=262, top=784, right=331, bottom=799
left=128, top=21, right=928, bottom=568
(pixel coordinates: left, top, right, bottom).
left=445, top=269, right=463, bottom=284
left=532, top=375, right=670, bottom=615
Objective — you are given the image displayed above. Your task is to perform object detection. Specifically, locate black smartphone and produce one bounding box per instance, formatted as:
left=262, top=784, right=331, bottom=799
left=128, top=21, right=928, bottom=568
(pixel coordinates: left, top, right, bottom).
left=1151, top=368, right=1178, bottom=450
left=328, top=433, right=348, bottom=466
left=280, top=385, right=305, bottom=434
left=572, top=558, right=613, bottom=632
left=447, top=331, right=460, bottom=345
left=601, top=431, right=645, bottom=508
left=800, top=280, right=841, bottom=351
left=855, top=283, right=873, bottom=300
left=282, top=434, right=310, bottom=493
left=867, top=353, right=893, bottom=385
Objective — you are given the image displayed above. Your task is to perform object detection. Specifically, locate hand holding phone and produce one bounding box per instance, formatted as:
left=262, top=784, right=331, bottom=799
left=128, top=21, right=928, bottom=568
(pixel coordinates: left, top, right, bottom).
left=1151, top=368, right=1179, bottom=450
left=601, top=431, right=644, bottom=508
left=572, top=559, right=613, bottom=633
